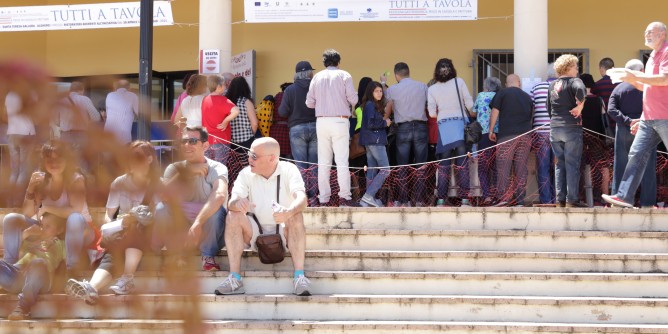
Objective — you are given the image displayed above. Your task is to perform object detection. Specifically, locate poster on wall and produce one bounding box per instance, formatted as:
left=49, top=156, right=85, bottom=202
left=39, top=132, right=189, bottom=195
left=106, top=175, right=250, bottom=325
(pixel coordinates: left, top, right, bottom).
left=200, top=49, right=221, bottom=74
left=0, top=1, right=173, bottom=32
left=231, top=50, right=256, bottom=100
left=244, top=0, right=477, bottom=23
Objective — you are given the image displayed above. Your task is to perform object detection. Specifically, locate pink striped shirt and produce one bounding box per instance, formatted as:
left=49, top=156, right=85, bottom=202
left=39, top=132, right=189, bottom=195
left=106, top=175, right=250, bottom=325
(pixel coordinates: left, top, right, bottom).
left=306, top=66, right=358, bottom=117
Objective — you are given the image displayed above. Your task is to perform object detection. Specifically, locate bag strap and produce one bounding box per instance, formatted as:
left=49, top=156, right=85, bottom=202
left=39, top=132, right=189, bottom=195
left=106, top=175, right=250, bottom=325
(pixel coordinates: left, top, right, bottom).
left=274, top=175, right=280, bottom=234
left=249, top=213, right=264, bottom=234
left=454, top=78, right=470, bottom=124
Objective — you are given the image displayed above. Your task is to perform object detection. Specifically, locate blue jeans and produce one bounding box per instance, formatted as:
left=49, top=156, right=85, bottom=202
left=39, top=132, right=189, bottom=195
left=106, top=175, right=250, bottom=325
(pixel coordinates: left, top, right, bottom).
left=289, top=122, right=318, bottom=197
left=437, top=144, right=469, bottom=199
left=495, top=135, right=531, bottom=204
left=3, top=213, right=93, bottom=270
left=533, top=132, right=555, bottom=204
left=7, top=135, right=36, bottom=205
left=0, top=259, right=50, bottom=311
left=615, top=120, right=667, bottom=204
left=364, top=145, right=390, bottom=198
left=550, top=126, right=583, bottom=203
left=151, top=202, right=227, bottom=257
left=612, top=123, right=656, bottom=206
left=395, top=121, right=429, bottom=203
left=476, top=136, right=496, bottom=199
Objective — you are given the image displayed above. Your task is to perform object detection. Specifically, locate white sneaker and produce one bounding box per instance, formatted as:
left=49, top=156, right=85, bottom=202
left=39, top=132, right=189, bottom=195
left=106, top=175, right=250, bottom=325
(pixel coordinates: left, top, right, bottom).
left=214, top=274, right=245, bottom=295
left=293, top=275, right=312, bottom=296
left=360, top=194, right=379, bottom=207
left=109, top=275, right=135, bottom=295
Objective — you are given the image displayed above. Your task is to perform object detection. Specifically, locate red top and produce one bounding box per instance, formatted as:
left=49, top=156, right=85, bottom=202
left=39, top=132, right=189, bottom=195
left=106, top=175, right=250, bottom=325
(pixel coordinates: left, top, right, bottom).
left=644, top=41, right=668, bottom=120
left=202, top=95, right=236, bottom=145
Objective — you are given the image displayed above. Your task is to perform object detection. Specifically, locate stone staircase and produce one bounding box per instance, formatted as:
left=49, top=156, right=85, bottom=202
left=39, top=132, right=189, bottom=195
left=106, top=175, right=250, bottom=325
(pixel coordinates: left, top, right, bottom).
left=0, top=207, right=668, bottom=333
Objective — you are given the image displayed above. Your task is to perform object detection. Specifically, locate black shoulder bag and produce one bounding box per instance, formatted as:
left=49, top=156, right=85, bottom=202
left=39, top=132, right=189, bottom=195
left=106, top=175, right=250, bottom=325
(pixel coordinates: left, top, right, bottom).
left=250, top=175, right=286, bottom=264
left=455, top=79, right=483, bottom=145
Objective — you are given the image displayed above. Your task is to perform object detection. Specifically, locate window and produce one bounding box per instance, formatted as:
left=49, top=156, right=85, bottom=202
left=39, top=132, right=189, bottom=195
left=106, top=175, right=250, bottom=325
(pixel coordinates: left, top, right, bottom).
left=472, top=49, right=589, bottom=95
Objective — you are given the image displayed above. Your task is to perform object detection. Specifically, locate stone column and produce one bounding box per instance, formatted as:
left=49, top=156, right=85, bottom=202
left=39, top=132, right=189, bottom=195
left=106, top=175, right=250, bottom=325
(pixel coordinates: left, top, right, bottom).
left=199, top=0, right=232, bottom=73
left=514, top=0, right=548, bottom=80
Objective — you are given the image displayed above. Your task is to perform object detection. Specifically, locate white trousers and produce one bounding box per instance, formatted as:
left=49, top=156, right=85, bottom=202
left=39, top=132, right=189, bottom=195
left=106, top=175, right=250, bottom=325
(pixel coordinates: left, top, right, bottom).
left=316, top=117, right=351, bottom=202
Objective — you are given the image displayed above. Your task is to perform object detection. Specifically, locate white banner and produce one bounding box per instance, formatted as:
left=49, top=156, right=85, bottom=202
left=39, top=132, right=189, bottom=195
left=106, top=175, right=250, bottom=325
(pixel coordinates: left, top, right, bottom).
left=231, top=50, right=256, bottom=99
left=245, top=0, right=477, bottom=23
left=0, top=1, right=173, bottom=32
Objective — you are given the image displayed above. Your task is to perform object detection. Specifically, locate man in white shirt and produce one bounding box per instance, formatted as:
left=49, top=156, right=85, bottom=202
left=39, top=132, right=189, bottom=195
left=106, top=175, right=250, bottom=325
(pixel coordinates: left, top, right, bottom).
left=215, top=137, right=311, bottom=296
left=58, top=82, right=102, bottom=170
left=104, top=80, right=138, bottom=145
left=306, top=49, right=358, bottom=207
left=5, top=91, right=36, bottom=206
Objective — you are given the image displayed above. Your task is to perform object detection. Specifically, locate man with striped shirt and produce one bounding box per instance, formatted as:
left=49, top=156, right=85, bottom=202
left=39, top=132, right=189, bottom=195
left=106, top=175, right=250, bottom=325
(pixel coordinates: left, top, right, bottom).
left=530, top=64, right=557, bottom=204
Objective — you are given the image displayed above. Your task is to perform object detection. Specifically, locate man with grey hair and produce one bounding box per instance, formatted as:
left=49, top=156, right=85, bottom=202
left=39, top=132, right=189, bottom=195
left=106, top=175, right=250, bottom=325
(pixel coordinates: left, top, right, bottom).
left=603, top=22, right=668, bottom=208
left=58, top=81, right=102, bottom=171
left=605, top=59, right=656, bottom=207
left=221, top=72, right=235, bottom=94
left=530, top=63, right=557, bottom=205
left=278, top=61, right=318, bottom=206
left=104, top=79, right=138, bottom=144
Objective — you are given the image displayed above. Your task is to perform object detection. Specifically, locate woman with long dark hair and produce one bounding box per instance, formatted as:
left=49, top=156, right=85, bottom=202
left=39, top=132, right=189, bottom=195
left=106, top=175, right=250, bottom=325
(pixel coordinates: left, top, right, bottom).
left=358, top=81, right=392, bottom=207
left=2, top=140, right=101, bottom=274
left=226, top=77, right=259, bottom=151
left=428, top=58, right=474, bottom=206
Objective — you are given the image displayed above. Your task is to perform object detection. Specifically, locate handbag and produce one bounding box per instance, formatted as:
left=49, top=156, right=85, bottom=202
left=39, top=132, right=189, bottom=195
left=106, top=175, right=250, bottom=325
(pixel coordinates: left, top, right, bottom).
left=252, top=175, right=285, bottom=264
left=454, top=79, right=483, bottom=145
left=349, top=132, right=366, bottom=160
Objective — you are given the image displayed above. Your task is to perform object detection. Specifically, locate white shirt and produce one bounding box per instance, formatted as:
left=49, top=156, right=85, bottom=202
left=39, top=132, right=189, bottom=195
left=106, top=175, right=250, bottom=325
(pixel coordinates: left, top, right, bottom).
left=427, top=78, right=474, bottom=122
left=104, top=88, right=138, bottom=144
left=5, top=92, right=35, bottom=136
left=231, top=161, right=305, bottom=232
left=59, top=92, right=102, bottom=132
left=180, top=94, right=206, bottom=127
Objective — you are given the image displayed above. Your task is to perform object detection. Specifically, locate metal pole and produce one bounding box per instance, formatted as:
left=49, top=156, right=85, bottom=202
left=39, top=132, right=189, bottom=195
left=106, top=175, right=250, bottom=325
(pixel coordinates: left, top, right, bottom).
left=137, top=0, right=153, bottom=141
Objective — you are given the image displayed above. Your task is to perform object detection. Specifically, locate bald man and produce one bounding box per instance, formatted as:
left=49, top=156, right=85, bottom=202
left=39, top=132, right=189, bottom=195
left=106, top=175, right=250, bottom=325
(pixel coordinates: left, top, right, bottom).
left=488, top=74, right=534, bottom=206
left=217, top=138, right=311, bottom=296
left=104, top=79, right=138, bottom=144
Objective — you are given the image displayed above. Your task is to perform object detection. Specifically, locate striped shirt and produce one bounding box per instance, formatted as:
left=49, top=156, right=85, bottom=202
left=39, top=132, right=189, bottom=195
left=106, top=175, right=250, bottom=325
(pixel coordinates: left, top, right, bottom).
left=230, top=97, right=255, bottom=143
left=59, top=92, right=101, bottom=132
left=306, top=66, right=358, bottom=117
left=104, top=88, right=138, bottom=144
left=591, top=75, right=618, bottom=108
left=530, top=79, right=553, bottom=133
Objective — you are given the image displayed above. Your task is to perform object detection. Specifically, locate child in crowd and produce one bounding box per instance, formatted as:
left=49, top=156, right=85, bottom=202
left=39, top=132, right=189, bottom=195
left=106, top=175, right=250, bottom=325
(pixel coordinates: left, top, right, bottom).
left=1, top=213, right=66, bottom=320
left=358, top=81, right=392, bottom=207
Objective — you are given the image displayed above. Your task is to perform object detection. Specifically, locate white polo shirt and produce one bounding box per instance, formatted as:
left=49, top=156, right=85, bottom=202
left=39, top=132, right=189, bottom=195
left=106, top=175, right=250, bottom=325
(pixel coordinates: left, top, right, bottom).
left=5, top=92, right=35, bottom=136
left=231, top=161, right=305, bottom=232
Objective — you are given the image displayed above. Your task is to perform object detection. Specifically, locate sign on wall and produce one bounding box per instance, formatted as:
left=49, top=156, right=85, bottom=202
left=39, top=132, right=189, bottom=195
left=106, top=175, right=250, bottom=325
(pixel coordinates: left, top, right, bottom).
left=231, top=50, right=256, bottom=100
left=200, top=49, right=221, bottom=74
left=0, top=1, right=173, bottom=32
left=244, top=0, right=477, bottom=23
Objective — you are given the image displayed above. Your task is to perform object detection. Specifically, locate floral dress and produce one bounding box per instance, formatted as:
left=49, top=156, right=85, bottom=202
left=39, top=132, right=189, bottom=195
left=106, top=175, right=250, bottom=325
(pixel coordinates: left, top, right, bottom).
left=473, top=91, right=498, bottom=134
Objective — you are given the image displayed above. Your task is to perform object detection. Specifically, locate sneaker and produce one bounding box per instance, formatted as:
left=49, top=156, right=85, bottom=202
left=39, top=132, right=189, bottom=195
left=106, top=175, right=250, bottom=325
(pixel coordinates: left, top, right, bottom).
left=339, top=198, right=361, bottom=207
left=375, top=199, right=385, bottom=207
left=555, top=201, right=566, bottom=208
left=214, top=274, right=245, bottom=295
left=565, top=201, right=589, bottom=208
left=435, top=199, right=446, bottom=207
left=65, top=279, right=99, bottom=305
left=491, top=201, right=508, bottom=207
left=109, top=275, right=135, bottom=295
left=293, top=275, right=312, bottom=296
left=360, top=194, right=379, bottom=207
left=602, top=194, right=634, bottom=208
left=7, top=305, right=29, bottom=320
left=202, top=256, right=221, bottom=271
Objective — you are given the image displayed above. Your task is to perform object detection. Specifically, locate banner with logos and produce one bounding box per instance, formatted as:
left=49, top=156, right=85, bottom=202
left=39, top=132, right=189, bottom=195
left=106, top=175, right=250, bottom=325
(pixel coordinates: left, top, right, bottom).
left=0, top=1, right=173, bottom=32
left=231, top=50, right=257, bottom=99
left=244, top=0, right=477, bottom=23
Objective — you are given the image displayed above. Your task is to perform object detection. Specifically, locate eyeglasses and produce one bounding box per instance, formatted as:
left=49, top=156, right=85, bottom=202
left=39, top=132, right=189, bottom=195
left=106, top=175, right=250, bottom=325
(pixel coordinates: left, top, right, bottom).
left=247, top=151, right=273, bottom=161
left=181, top=137, right=203, bottom=146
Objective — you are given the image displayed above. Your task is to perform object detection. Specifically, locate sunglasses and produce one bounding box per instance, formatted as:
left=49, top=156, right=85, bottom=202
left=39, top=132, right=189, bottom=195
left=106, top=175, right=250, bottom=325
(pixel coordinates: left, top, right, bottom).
left=247, top=151, right=274, bottom=161
left=181, top=137, right=204, bottom=145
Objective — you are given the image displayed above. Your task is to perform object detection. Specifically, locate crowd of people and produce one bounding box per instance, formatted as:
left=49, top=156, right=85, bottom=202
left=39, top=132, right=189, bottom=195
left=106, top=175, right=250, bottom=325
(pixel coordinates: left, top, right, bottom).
left=2, top=20, right=668, bottom=320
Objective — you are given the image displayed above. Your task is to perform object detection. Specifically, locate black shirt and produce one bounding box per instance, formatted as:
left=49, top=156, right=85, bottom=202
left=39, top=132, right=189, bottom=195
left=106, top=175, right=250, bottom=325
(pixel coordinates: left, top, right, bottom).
left=489, top=86, right=533, bottom=138
left=607, top=82, right=643, bottom=127
left=278, top=79, right=317, bottom=128
left=547, top=77, right=587, bottom=128
left=581, top=94, right=605, bottom=135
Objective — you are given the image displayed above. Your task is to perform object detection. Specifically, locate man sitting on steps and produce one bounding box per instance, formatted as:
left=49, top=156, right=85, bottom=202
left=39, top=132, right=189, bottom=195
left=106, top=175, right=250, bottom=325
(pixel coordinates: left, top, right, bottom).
left=215, top=137, right=311, bottom=296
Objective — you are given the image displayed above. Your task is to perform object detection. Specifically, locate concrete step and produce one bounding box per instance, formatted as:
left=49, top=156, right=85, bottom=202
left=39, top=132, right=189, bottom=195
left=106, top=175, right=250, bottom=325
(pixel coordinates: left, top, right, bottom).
left=94, top=270, right=668, bottom=298
left=3, top=320, right=668, bottom=334
left=144, top=250, right=668, bottom=273
left=306, top=229, right=668, bottom=253
left=303, top=207, right=668, bottom=232
left=3, top=294, right=668, bottom=324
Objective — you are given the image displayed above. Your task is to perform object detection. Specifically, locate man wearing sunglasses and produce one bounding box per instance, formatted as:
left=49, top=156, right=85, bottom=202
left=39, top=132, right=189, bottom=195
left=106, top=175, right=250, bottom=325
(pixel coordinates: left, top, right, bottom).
left=152, top=126, right=228, bottom=271
left=216, top=137, right=311, bottom=296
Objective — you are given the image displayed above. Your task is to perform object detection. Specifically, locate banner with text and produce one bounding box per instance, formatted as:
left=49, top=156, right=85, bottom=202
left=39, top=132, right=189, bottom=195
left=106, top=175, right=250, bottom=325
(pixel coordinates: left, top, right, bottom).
left=231, top=50, right=256, bottom=100
left=0, top=1, right=173, bottom=32
left=244, top=0, right=477, bottom=23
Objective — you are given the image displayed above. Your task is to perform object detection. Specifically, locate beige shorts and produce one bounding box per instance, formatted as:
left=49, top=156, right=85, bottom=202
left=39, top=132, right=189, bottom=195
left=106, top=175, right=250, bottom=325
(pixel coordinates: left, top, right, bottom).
left=245, top=214, right=288, bottom=252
